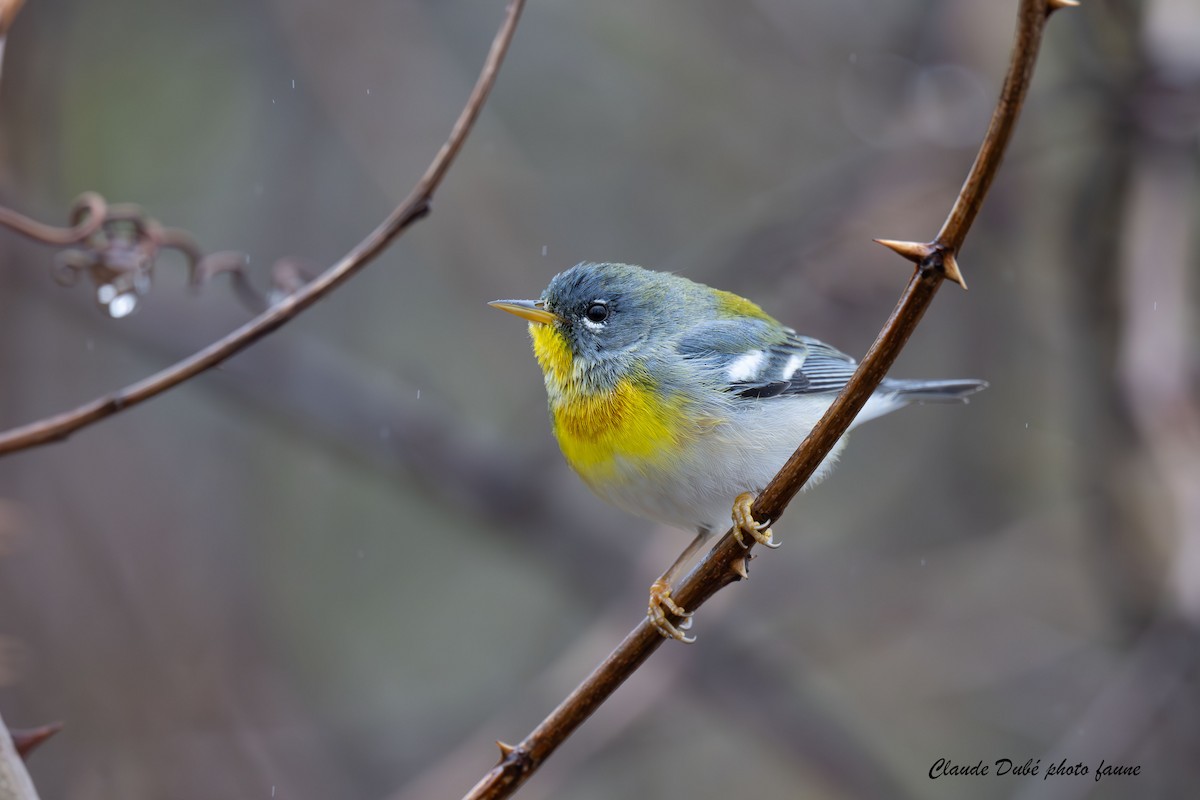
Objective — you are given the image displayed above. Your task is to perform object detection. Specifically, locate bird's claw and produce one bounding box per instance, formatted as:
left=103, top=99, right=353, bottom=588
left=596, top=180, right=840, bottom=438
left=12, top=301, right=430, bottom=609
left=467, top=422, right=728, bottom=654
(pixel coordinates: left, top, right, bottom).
left=732, top=492, right=780, bottom=549
left=648, top=578, right=696, bottom=643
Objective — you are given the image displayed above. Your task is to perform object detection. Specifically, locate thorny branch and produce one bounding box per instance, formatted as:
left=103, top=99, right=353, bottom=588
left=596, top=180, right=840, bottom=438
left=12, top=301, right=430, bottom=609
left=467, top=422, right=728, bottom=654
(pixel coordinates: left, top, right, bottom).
left=0, top=0, right=526, bottom=456
left=464, top=1, right=1073, bottom=797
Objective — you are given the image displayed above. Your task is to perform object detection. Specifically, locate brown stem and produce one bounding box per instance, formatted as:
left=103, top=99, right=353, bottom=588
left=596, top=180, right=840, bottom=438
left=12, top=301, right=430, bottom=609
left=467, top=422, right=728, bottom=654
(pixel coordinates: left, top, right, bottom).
left=935, top=0, right=1056, bottom=252
left=464, top=1, right=1064, bottom=797
left=0, top=0, right=526, bottom=456
left=0, top=192, right=107, bottom=246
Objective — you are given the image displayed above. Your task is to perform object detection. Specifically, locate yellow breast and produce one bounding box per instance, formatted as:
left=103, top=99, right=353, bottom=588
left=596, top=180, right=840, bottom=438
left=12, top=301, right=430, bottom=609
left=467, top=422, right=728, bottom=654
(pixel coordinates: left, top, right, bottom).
left=529, top=323, right=697, bottom=481
left=551, top=376, right=695, bottom=479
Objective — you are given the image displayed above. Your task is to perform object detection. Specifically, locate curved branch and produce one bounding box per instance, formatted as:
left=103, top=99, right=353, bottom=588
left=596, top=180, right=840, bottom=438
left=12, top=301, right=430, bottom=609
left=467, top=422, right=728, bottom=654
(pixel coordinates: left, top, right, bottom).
left=0, top=0, right=526, bottom=456
left=3, top=191, right=268, bottom=316
left=464, top=0, right=1067, bottom=797
left=0, top=192, right=107, bottom=246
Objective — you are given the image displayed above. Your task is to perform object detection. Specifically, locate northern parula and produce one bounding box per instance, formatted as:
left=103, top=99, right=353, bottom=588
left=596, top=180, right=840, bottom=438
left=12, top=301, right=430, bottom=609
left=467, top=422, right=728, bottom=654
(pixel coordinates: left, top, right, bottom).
left=491, top=262, right=985, bottom=640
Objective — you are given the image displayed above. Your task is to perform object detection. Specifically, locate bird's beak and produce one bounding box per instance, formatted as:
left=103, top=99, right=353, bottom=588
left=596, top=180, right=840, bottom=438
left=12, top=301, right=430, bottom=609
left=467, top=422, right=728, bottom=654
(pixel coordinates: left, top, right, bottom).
left=488, top=299, right=560, bottom=325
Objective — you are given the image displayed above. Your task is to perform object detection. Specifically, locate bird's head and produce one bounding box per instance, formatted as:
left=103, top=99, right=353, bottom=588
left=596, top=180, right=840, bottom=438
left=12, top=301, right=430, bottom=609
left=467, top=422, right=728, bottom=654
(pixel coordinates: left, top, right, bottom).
left=490, top=263, right=686, bottom=386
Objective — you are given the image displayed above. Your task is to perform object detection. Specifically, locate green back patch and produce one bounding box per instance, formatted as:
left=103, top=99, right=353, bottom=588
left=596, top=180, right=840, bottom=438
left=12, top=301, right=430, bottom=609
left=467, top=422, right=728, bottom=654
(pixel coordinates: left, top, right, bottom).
left=713, top=289, right=777, bottom=323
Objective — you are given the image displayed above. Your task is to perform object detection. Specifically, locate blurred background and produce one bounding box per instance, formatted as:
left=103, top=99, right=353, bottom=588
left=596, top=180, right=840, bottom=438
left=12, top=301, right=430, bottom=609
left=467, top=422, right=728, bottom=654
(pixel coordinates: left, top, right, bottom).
left=1, top=0, right=1198, bottom=798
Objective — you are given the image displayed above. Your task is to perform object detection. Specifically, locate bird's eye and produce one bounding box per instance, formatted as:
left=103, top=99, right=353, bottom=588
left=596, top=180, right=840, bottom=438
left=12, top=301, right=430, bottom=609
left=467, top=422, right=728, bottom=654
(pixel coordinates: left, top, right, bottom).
left=585, top=302, right=609, bottom=323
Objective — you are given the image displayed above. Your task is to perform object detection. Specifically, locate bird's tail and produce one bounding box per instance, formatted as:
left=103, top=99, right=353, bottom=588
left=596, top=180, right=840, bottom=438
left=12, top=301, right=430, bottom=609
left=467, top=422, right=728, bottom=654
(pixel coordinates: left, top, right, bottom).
left=884, top=378, right=989, bottom=402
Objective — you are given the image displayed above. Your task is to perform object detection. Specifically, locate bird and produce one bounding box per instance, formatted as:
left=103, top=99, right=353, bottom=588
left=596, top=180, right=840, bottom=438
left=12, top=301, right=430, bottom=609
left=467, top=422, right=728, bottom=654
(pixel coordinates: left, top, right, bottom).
left=490, top=262, right=985, bottom=641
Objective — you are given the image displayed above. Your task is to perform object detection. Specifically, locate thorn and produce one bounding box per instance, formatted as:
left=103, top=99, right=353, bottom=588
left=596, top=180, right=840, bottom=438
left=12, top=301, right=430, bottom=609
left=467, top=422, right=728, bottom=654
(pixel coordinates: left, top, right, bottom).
left=874, top=238, right=934, bottom=264
left=1046, top=0, right=1080, bottom=14
left=11, top=722, right=63, bottom=760
left=496, top=740, right=516, bottom=759
left=730, top=557, right=749, bottom=580
left=941, top=251, right=968, bottom=290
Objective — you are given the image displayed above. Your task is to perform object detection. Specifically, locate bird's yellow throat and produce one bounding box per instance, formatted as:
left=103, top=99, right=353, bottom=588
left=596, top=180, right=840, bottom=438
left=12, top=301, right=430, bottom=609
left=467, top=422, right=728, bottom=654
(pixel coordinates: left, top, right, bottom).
left=529, top=323, right=693, bottom=479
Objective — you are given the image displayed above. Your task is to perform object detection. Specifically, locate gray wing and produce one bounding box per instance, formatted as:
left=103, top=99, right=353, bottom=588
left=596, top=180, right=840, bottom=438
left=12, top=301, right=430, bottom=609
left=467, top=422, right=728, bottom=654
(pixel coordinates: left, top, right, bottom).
left=676, top=325, right=987, bottom=403
left=726, top=337, right=988, bottom=401
left=729, top=336, right=859, bottom=399
left=676, top=323, right=858, bottom=399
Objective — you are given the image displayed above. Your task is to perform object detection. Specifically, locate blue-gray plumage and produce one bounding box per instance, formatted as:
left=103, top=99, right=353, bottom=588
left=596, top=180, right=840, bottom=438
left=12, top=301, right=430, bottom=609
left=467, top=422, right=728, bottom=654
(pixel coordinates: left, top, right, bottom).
left=496, top=261, right=987, bottom=533
left=491, top=262, right=986, bottom=640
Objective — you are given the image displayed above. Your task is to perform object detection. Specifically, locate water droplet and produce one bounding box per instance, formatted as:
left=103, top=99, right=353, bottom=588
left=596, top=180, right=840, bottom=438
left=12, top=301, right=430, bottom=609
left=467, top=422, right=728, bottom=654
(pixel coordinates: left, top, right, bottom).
left=86, top=338, right=95, bottom=351
left=416, top=389, right=421, bottom=400
left=541, top=245, right=548, bottom=257
left=108, top=293, right=137, bottom=318
left=291, top=79, right=295, bottom=89
left=97, top=284, right=117, bottom=304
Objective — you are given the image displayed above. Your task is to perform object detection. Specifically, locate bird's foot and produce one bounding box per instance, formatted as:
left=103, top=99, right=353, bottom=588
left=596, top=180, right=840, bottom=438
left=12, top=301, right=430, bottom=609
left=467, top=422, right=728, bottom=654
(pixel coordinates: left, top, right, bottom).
left=732, top=492, right=780, bottom=549
left=647, top=578, right=695, bottom=643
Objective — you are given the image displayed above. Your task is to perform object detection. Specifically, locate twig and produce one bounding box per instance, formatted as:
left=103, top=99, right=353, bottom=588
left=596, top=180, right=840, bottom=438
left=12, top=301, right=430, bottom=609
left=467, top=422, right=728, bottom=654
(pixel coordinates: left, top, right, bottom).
left=464, top=1, right=1069, bottom=797
left=0, top=190, right=283, bottom=315
left=0, top=192, right=106, bottom=246
left=0, top=0, right=526, bottom=456
left=1, top=192, right=270, bottom=317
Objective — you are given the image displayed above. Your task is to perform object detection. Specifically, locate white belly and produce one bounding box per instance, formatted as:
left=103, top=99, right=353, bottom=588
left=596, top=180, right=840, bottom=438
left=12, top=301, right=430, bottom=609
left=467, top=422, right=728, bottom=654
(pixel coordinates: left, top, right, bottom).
left=584, top=394, right=883, bottom=534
